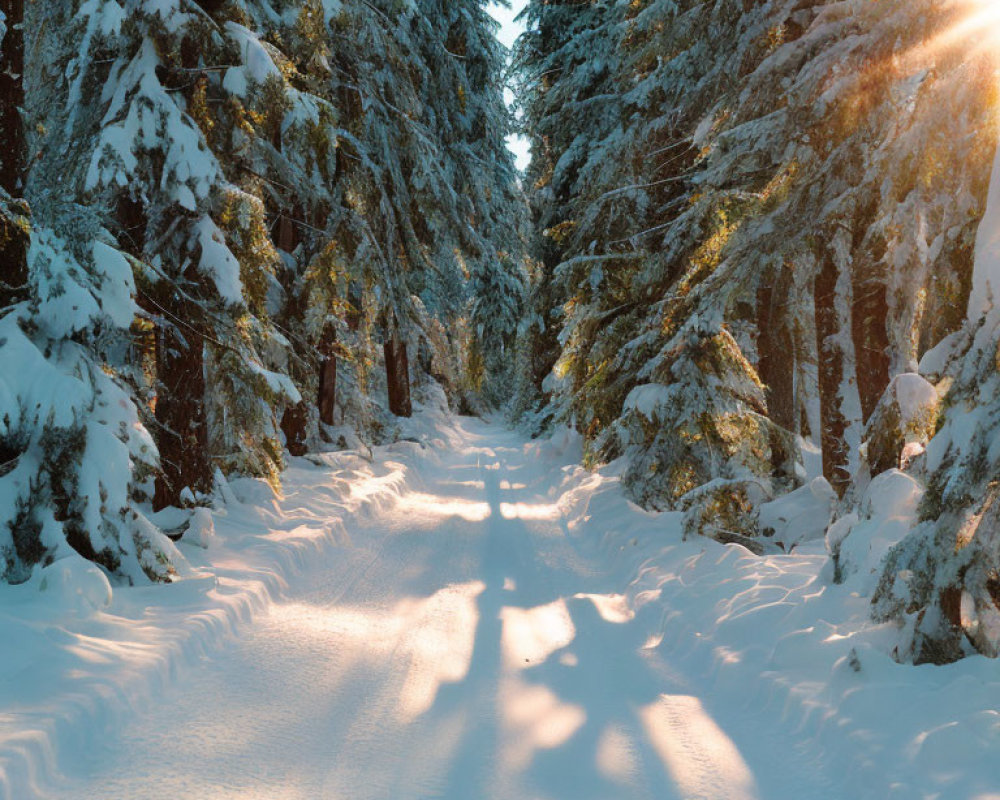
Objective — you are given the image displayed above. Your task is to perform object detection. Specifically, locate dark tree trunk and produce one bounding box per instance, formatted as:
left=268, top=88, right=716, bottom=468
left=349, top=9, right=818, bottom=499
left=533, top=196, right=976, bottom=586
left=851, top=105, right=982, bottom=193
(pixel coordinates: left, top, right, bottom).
left=851, top=274, right=891, bottom=424
left=152, top=319, right=213, bottom=510
left=275, top=205, right=301, bottom=254
left=815, top=255, right=852, bottom=496
left=115, top=194, right=147, bottom=258
left=0, top=0, right=25, bottom=197
left=385, top=331, right=412, bottom=418
left=278, top=214, right=296, bottom=253
left=194, top=0, right=226, bottom=15
left=272, top=202, right=309, bottom=456
left=316, top=318, right=338, bottom=426
left=280, top=402, right=308, bottom=456
left=757, top=278, right=797, bottom=479
left=318, top=357, right=337, bottom=425
left=0, top=0, right=27, bottom=311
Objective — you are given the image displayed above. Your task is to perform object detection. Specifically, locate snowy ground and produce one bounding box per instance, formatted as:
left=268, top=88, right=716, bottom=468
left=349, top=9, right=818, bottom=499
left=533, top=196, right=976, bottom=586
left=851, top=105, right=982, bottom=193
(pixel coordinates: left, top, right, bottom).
left=2, top=410, right=1000, bottom=799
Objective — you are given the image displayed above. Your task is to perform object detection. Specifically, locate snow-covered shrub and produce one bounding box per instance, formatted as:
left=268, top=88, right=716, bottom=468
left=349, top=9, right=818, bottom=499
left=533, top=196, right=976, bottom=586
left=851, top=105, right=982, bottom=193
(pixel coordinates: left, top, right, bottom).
left=863, top=374, right=939, bottom=477
left=830, top=469, right=923, bottom=592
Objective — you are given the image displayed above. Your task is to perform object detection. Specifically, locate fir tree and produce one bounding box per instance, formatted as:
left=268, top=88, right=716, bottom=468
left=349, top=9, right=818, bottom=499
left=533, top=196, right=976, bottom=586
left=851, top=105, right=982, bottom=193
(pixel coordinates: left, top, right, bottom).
left=0, top=0, right=181, bottom=583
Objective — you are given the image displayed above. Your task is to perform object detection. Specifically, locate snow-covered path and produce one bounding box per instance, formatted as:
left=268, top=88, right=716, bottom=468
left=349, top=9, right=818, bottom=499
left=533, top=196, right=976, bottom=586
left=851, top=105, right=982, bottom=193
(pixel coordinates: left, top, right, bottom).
left=49, top=419, right=835, bottom=800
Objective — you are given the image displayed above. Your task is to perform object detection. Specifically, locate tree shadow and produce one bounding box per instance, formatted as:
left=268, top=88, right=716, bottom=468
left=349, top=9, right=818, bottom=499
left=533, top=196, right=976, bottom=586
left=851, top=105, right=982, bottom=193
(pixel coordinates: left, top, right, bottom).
left=422, top=459, right=692, bottom=798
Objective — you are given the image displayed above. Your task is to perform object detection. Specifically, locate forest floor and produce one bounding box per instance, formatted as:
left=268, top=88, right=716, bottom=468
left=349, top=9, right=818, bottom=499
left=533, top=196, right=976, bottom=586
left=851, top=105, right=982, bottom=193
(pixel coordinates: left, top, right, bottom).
left=2, top=409, right=999, bottom=799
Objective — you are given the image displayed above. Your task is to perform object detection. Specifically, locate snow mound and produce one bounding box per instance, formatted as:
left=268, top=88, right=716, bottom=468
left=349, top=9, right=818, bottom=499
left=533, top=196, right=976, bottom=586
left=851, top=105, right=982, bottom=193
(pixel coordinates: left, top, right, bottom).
left=528, top=422, right=1000, bottom=800
left=830, top=469, right=924, bottom=593
left=36, top=556, right=113, bottom=615
left=183, top=508, right=215, bottom=549
left=864, top=373, right=939, bottom=476
left=0, top=420, right=425, bottom=800
left=758, top=476, right=836, bottom=551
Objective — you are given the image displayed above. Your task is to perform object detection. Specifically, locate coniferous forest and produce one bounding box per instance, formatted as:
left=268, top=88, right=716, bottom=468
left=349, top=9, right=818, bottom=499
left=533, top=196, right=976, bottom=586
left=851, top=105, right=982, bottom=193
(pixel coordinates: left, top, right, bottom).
left=5, top=1, right=1000, bottom=796
left=0, top=0, right=524, bottom=580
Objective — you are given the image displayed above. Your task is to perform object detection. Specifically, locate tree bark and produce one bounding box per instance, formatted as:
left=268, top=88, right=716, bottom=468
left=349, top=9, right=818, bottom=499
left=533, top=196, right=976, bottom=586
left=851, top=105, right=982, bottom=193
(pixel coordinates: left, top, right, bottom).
left=385, top=331, right=412, bottom=418
left=0, top=0, right=27, bottom=311
left=757, top=278, right=797, bottom=479
left=346, top=281, right=362, bottom=332
left=851, top=274, right=891, bottom=424
left=0, top=0, right=25, bottom=197
left=193, top=0, right=226, bottom=16
left=815, top=255, right=852, bottom=496
left=318, top=357, right=337, bottom=426
left=275, top=205, right=301, bottom=254
left=280, top=402, right=308, bottom=456
left=152, top=321, right=213, bottom=510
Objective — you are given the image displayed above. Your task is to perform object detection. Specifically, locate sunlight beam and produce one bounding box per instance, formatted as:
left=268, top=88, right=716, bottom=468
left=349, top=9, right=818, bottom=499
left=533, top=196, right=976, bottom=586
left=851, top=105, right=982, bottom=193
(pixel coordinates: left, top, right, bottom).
left=500, top=675, right=586, bottom=772
left=920, top=0, right=1000, bottom=60
left=396, top=492, right=492, bottom=522
left=640, top=694, right=759, bottom=800
left=500, top=599, right=576, bottom=669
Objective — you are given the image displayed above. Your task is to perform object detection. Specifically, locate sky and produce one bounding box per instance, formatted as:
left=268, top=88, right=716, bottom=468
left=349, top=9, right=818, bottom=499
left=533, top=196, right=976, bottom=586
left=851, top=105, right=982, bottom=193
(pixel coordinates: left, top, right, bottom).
left=488, top=1, right=531, bottom=172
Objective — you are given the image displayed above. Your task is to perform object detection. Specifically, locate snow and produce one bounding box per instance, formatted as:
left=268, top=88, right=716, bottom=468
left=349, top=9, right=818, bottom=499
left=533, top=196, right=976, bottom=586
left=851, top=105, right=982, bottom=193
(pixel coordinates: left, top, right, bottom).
left=622, top=382, right=670, bottom=421
left=968, top=138, right=1000, bottom=320
left=757, top=476, right=835, bottom=551
left=918, top=329, right=963, bottom=379
left=36, top=556, right=114, bottom=615
left=2, top=411, right=1000, bottom=799
left=195, top=216, right=244, bottom=306
left=834, top=469, right=924, bottom=595
left=891, top=372, right=938, bottom=425
left=91, top=240, right=137, bottom=328
left=223, top=22, right=282, bottom=98
left=88, top=39, right=220, bottom=207
left=31, top=231, right=103, bottom=339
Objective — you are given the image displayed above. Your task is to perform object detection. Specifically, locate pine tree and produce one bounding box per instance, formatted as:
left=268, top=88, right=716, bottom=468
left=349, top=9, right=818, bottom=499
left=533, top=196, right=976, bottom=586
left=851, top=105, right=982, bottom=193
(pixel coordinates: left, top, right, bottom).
left=0, top=0, right=182, bottom=583
left=416, top=0, right=526, bottom=403
left=0, top=0, right=526, bottom=584
left=83, top=0, right=300, bottom=505
left=511, top=0, right=997, bottom=551
left=511, top=0, right=618, bottom=430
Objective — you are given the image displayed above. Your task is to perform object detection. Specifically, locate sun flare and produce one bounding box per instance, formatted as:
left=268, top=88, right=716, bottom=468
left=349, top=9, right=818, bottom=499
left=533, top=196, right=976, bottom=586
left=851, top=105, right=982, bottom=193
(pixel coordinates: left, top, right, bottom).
left=942, top=0, right=1000, bottom=53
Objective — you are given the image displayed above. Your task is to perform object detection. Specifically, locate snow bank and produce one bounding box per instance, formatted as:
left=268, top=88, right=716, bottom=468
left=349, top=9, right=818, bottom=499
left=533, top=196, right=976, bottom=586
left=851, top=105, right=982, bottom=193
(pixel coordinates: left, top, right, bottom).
left=533, top=430, right=1000, bottom=800
left=0, top=427, right=433, bottom=800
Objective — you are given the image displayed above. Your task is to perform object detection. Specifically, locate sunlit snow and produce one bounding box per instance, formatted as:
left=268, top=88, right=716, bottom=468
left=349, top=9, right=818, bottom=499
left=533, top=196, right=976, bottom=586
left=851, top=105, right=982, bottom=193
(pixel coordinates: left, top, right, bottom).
left=4, top=410, right=1000, bottom=799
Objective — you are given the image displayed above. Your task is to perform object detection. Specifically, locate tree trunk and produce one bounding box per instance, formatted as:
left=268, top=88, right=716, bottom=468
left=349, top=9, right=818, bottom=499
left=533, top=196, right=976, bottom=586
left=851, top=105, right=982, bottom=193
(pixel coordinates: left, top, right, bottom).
left=0, top=0, right=25, bottom=197
left=757, top=278, right=797, bottom=479
left=280, top=402, right=308, bottom=456
left=152, top=321, right=213, bottom=510
left=318, top=357, right=337, bottom=425
left=194, top=0, right=226, bottom=17
left=385, top=332, right=412, bottom=417
left=0, top=200, right=28, bottom=310
left=852, top=274, right=891, bottom=424
left=315, top=322, right=338, bottom=426
left=814, top=255, right=852, bottom=496
left=0, top=0, right=27, bottom=311
left=275, top=205, right=301, bottom=254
